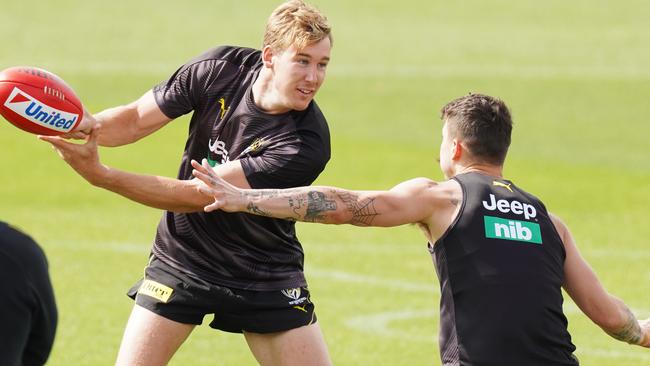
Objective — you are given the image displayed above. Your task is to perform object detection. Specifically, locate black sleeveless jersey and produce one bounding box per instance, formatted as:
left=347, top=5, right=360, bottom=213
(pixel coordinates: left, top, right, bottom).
left=150, top=46, right=330, bottom=290
left=431, top=172, right=578, bottom=366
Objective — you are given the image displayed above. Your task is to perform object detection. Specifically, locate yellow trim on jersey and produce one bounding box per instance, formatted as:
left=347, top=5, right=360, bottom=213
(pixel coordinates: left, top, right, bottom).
left=493, top=181, right=513, bottom=193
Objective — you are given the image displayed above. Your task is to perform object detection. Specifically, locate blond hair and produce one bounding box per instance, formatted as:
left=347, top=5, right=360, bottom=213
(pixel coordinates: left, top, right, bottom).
left=263, top=0, right=332, bottom=51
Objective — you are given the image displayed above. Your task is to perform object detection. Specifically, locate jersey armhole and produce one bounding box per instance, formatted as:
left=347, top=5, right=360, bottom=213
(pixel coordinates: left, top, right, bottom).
left=546, top=214, right=568, bottom=260
left=432, top=178, right=466, bottom=247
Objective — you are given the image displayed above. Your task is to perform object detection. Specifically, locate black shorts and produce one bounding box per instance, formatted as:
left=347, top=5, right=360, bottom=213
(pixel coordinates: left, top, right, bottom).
left=127, top=256, right=317, bottom=334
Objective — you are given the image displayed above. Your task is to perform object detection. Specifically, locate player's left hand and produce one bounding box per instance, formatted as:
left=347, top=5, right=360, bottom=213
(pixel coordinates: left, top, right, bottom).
left=38, top=124, right=110, bottom=185
left=60, top=107, right=98, bottom=140
left=639, top=318, right=650, bottom=348
left=191, top=159, right=242, bottom=213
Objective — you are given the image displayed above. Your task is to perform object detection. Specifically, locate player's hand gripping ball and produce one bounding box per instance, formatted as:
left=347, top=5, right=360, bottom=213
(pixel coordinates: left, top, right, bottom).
left=0, top=66, right=83, bottom=136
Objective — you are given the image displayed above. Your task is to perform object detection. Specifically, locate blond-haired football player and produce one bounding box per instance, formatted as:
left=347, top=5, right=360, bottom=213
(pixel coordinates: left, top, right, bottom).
left=41, top=1, right=334, bottom=365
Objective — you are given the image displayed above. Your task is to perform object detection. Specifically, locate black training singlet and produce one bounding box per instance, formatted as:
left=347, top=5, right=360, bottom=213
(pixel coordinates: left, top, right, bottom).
left=431, top=172, right=578, bottom=366
left=151, top=46, right=331, bottom=290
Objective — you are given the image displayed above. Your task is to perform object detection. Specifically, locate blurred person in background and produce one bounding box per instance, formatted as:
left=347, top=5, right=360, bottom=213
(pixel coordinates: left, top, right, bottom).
left=0, top=221, right=57, bottom=366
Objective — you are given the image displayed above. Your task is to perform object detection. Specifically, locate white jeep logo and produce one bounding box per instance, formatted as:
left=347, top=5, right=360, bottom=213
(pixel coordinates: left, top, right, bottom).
left=482, top=194, right=536, bottom=220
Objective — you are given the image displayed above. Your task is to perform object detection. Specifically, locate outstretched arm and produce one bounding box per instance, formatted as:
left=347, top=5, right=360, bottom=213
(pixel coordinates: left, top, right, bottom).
left=191, top=159, right=439, bottom=227
left=552, top=214, right=650, bottom=347
left=40, top=128, right=251, bottom=213
left=63, top=90, right=172, bottom=146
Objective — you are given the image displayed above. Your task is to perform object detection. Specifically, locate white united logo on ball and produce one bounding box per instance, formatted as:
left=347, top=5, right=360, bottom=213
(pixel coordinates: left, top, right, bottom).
left=3, top=87, right=78, bottom=132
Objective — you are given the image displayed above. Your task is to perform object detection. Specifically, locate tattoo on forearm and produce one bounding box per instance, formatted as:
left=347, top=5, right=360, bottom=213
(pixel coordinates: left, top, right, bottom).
left=608, top=307, right=643, bottom=345
left=288, top=196, right=307, bottom=217
left=304, top=191, right=337, bottom=222
left=336, top=191, right=378, bottom=226
left=246, top=202, right=272, bottom=217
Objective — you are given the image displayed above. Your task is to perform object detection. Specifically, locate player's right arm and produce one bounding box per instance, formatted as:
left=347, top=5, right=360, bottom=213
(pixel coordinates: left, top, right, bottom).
left=191, top=159, right=452, bottom=229
left=65, top=90, right=171, bottom=146
left=552, top=214, right=650, bottom=347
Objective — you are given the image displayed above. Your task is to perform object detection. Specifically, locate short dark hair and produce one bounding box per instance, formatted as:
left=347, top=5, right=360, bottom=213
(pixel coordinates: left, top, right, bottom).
left=440, top=93, right=512, bottom=165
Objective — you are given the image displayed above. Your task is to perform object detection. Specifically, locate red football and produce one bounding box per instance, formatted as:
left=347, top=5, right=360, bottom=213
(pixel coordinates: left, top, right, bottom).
left=0, top=66, right=83, bottom=136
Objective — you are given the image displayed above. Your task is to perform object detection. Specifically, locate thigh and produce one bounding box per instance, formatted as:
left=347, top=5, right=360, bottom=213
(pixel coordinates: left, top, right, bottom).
left=115, top=304, right=195, bottom=366
left=209, top=286, right=318, bottom=334
left=244, top=322, right=331, bottom=366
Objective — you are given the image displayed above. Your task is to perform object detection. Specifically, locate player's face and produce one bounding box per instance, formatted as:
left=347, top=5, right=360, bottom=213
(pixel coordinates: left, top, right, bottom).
left=272, top=37, right=331, bottom=111
left=439, top=121, right=455, bottom=178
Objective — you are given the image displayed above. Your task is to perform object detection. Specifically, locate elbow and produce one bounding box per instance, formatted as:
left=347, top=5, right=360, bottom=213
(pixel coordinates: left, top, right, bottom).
left=595, top=310, right=629, bottom=332
left=326, top=209, right=352, bottom=225
left=583, top=298, right=629, bottom=332
left=595, top=314, right=625, bottom=332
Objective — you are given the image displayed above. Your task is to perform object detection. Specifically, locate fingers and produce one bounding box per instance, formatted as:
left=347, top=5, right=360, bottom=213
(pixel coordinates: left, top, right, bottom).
left=192, top=169, right=213, bottom=186
left=641, top=319, right=650, bottom=347
left=38, top=124, right=100, bottom=150
left=190, top=159, right=206, bottom=174
left=190, top=160, right=210, bottom=181
left=203, top=201, right=221, bottom=212
left=190, top=159, right=222, bottom=185
left=190, top=159, right=224, bottom=212
left=60, top=131, right=89, bottom=140
left=38, top=134, right=69, bottom=149
left=201, top=158, right=212, bottom=172
left=86, top=124, right=101, bottom=145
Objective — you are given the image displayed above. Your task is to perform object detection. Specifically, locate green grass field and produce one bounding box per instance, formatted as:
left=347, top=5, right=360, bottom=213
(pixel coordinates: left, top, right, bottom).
left=2, top=0, right=650, bottom=364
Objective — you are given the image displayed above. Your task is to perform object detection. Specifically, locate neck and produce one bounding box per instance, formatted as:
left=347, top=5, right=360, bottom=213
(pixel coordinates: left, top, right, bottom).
left=454, top=162, right=503, bottom=179
left=252, top=68, right=290, bottom=114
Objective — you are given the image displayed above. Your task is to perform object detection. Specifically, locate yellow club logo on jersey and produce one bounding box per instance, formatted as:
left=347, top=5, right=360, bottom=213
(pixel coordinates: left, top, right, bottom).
left=493, top=180, right=513, bottom=193
left=218, top=97, right=229, bottom=119
left=248, top=138, right=265, bottom=153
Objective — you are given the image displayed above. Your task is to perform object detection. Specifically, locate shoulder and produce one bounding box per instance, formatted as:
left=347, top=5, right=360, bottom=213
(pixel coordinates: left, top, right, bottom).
left=391, top=177, right=458, bottom=190
left=286, top=103, right=332, bottom=163
left=548, top=212, right=570, bottom=242
left=0, top=223, right=48, bottom=273
left=390, top=177, right=438, bottom=191
left=389, top=178, right=459, bottom=202
left=165, top=46, right=262, bottom=82
left=188, top=45, right=261, bottom=69
left=294, top=101, right=329, bottom=134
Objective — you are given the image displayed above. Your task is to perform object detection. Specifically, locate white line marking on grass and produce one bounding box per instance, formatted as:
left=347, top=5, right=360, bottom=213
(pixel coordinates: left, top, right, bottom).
left=563, top=301, right=650, bottom=319
left=308, top=242, right=650, bottom=260
left=44, top=62, right=650, bottom=80
left=46, top=62, right=176, bottom=76
left=345, top=309, right=437, bottom=342
left=574, top=347, right=650, bottom=361
left=344, top=309, right=650, bottom=360
left=588, top=248, right=650, bottom=259
left=306, top=242, right=426, bottom=253
left=57, top=240, right=650, bottom=316
left=308, top=267, right=438, bottom=294
left=51, top=240, right=150, bottom=254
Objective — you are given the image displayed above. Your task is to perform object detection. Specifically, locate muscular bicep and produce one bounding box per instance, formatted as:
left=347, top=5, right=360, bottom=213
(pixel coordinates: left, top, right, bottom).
left=348, top=179, right=439, bottom=227
left=128, top=90, right=173, bottom=139
left=96, top=90, right=172, bottom=146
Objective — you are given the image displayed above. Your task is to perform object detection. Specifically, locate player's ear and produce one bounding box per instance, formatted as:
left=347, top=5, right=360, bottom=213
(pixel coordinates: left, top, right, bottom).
left=451, top=139, right=463, bottom=161
left=261, top=46, right=275, bottom=68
